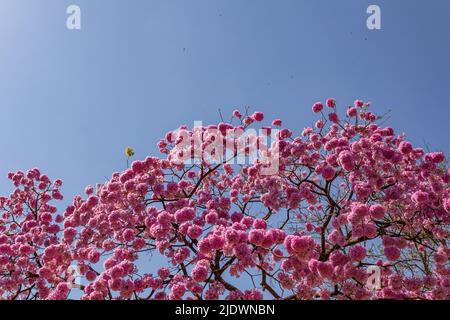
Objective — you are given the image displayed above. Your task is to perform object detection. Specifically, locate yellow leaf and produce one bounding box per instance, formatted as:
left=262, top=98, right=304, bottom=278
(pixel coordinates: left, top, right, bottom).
left=125, top=147, right=134, bottom=157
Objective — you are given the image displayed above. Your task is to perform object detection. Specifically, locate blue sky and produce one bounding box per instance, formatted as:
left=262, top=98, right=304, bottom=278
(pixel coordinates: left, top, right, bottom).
left=0, top=0, right=449, bottom=203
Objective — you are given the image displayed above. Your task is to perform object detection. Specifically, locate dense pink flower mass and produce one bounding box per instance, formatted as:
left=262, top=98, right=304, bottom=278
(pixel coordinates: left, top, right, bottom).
left=0, top=100, right=449, bottom=300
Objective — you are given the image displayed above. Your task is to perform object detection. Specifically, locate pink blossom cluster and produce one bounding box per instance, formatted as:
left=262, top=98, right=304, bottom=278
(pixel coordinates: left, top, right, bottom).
left=0, top=100, right=449, bottom=300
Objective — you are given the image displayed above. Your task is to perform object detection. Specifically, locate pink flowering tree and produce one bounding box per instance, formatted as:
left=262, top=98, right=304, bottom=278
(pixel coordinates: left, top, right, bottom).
left=0, top=99, right=449, bottom=300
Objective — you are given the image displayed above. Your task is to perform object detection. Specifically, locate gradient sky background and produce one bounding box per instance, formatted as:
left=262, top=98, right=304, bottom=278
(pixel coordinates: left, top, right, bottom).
left=0, top=0, right=449, bottom=297
left=1, top=0, right=449, bottom=197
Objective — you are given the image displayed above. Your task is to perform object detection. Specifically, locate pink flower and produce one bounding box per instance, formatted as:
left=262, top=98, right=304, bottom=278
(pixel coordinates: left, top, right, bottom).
left=312, top=102, right=323, bottom=113
left=210, top=235, right=225, bottom=250
left=315, top=120, right=324, bottom=129
left=233, top=110, right=242, bottom=119
left=272, top=119, right=282, bottom=126
left=353, top=204, right=369, bottom=216
left=411, top=191, right=429, bottom=204
left=84, top=185, right=94, bottom=195
left=370, top=204, right=386, bottom=219
left=398, top=141, right=413, bottom=154
left=443, top=198, right=450, bottom=214
left=252, top=112, right=264, bottom=122
left=354, top=99, right=364, bottom=108
left=19, top=244, right=34, bottom=255
left=425, top=152, right=445, bottom=163
left=347, top=107, right=357, bottom=117
left=38, top=267, right=53, bottom=279
left=321, top=166, right=335, bottom=181
left=363, top=223, right=377, bottom=239
left=326, top=98, right=336, bottom=108
left=253, top=219, right=267, bottom=230
left=384, top=246, right=401, bottom=261
left=243, top=116, right=254, bottom=125
left=170, top=283, right=186, bottom=299
left=248, top=229, right=265, bottom=246
left=317, top=262, right=333, bottom=279
left=175, top=207, right=196, bottom=223
left=328, top=112, right=339, bottom=123
left=349, top=245, right=366, bottom=261
left=191, top=263, right=209, bottom=282
left=49, top=283, right=71, bottom=300
left=338, top=150, right=355, bottom=171
left=434, top=250, right=447, bottom=265
left=242, top=288, right=263, bottom=300
left=187, top=225, right=202, bottom=239
left=0, top=235, right=7, bottom=245
left=52, top=189, right=63, bottom=200
left=285, top=235, right=315, bottom=258
left=328, top=230, right=345, bottom=246
left=122, top=229, right=136, bottom=242
left=86, top=270, right=97, bottom=281
left=348, top=204, right=369, bottom=225
left=88, top=250, right=100, bottom=263
left=205, top=211, right=218, bottom=224
left=158, top=268, right=170, bottom=279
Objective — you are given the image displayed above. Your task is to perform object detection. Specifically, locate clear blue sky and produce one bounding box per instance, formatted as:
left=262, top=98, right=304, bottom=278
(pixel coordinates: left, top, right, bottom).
left=1, top=0, right=449, bottom=202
